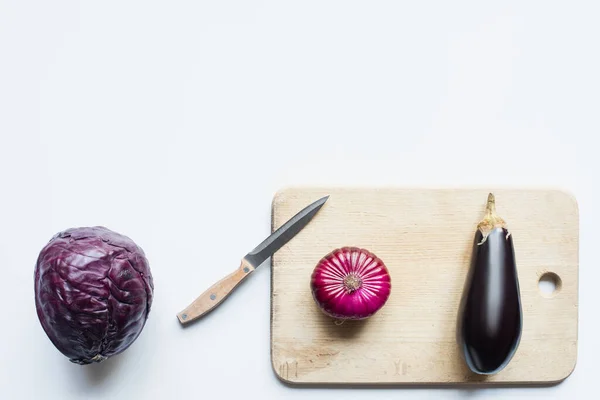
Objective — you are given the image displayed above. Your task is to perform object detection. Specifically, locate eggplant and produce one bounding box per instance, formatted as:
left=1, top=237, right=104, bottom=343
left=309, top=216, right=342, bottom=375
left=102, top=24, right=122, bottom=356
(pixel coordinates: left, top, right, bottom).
left=457, top=193, right=523, bottom=375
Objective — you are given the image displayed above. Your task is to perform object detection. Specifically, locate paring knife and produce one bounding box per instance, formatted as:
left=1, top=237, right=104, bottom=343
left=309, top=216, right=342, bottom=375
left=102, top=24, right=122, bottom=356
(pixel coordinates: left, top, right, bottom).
left=177, top=195, right=329, bottom=325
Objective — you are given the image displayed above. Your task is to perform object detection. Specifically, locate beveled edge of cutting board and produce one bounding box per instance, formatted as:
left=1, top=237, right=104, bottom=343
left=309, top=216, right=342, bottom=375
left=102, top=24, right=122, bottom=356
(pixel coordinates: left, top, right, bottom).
left=268, top=185, right=580, bottom=387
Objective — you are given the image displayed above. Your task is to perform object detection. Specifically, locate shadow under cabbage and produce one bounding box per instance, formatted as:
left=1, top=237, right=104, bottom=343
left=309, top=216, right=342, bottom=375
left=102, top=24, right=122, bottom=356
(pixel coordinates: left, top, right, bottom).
left=80, top=352, right=129, bottom=385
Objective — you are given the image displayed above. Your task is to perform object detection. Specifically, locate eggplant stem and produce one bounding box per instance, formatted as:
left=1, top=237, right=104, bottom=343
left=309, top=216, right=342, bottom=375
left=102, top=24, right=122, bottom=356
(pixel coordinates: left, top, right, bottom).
left=485, top=193, right=496, bottom=216
left=477, top=193, right=507, bottom=241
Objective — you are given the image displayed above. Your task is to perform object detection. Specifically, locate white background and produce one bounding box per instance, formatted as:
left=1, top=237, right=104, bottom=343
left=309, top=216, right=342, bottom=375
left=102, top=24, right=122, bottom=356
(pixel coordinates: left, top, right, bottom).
left=1, top=1, right=598, bottom=399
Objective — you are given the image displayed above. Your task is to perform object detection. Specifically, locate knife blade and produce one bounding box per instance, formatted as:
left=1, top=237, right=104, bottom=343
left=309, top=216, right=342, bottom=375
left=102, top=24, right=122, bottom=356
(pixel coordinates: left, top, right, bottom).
left=177, top=194, right=329, bottom=324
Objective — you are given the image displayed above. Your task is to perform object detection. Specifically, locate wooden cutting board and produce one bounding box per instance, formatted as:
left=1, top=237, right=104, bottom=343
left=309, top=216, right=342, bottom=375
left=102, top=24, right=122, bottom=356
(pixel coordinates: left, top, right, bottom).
left=270, top=187, right=579, bottom=385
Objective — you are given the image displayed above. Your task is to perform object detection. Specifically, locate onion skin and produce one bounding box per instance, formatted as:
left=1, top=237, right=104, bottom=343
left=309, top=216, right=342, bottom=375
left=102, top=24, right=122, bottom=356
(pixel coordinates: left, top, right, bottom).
left=310, top=247, right=391, bottom=320
left=458, top=194, right=523, bottom=375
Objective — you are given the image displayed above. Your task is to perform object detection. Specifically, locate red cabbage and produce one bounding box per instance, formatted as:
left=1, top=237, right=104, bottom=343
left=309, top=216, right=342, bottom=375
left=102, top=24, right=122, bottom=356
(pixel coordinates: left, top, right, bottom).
left=34, top=226, right=154, bottom=364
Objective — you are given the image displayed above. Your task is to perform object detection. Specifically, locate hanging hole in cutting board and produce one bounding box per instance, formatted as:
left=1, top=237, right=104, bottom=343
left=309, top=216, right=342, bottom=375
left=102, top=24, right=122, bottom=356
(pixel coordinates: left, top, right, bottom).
left=538, top=272, right=562, bottom=298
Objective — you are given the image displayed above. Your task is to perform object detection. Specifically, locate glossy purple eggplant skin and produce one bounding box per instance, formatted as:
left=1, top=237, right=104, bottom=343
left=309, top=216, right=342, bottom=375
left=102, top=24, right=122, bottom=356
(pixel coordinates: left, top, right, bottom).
left=458, top=225, right=522, bottom=375
left=34, top=226, right=154, bottom=365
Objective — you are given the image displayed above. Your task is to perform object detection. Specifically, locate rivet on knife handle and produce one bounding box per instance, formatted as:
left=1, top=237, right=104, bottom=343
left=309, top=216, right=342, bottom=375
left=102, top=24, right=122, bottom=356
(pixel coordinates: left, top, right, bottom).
left=177, top=260, right=255, bottom=324
left=176, top=194, right=329, bottom=325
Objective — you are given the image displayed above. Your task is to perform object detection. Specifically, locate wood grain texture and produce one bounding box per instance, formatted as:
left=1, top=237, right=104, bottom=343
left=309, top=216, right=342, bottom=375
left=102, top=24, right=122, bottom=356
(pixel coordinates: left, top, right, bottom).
left=270, top=187, right=579, bottom=385
left=177, top=259, right=254, bottom=324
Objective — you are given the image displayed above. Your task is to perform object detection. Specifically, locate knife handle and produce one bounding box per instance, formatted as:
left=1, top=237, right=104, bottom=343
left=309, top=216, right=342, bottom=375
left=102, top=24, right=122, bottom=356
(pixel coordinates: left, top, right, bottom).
left=177, top=259, right=255, bottom=324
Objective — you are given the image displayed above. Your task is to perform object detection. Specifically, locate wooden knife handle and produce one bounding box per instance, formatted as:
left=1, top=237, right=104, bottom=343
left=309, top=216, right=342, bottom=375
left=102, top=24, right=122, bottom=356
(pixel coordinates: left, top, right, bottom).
left=177, top=259, right=255, bottom=324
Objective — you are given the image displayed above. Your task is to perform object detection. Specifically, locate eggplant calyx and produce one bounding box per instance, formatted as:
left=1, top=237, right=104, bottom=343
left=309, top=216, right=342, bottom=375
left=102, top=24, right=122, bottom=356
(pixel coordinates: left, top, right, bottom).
left=476, top=193, right=507, bottom=244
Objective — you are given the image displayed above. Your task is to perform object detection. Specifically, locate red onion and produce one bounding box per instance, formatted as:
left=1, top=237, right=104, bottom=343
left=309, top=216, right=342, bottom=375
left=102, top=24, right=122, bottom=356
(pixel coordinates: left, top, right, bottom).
left=310, top=247, right=392, bottom=320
